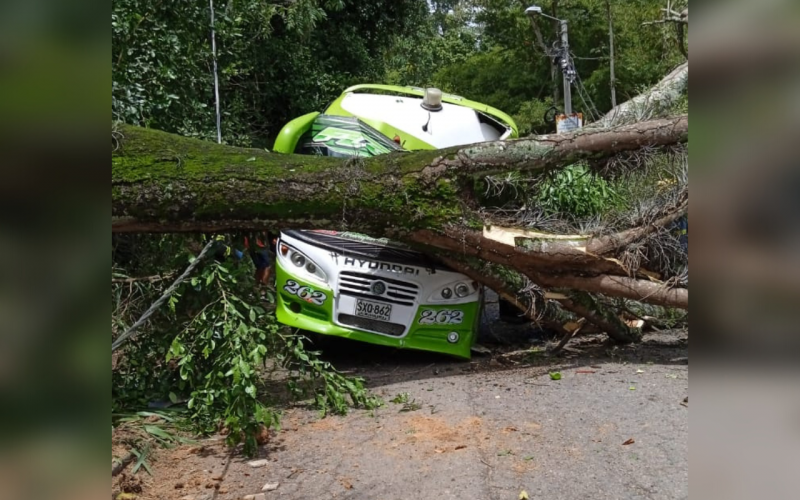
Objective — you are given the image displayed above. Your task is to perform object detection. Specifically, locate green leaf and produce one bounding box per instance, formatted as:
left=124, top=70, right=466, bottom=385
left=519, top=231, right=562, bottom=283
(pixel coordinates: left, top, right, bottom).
left=143, top=425, right=174, bottom=442
left=168, top=392, right=179, bottom=404
left=549, top=372, right=562, bottom=381
left=135, top=411, right=174, bottom=422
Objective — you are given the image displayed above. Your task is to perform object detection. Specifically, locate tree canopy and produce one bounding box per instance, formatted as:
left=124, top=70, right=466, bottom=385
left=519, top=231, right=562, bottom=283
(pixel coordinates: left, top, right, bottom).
left=112, top=0, right=687, bottom=144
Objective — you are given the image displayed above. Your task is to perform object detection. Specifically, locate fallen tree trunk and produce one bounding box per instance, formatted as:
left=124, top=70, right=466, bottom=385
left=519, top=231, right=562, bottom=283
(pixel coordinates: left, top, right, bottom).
left=112, top=115, right=687, bottom=234
left=589, top=62, right=688, bottom=129
left=112, top=114, right=689, bottom=328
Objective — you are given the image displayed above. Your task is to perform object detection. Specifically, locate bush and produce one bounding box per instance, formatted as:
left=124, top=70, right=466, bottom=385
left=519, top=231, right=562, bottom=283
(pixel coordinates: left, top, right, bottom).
left=534, top=163, right=622, bottom=218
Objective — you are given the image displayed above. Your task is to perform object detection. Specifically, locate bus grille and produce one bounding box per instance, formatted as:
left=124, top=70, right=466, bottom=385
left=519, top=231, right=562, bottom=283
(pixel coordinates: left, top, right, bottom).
left=338, top=314, right=406, bottom=337
left=339, top=271, right=419, bottom=306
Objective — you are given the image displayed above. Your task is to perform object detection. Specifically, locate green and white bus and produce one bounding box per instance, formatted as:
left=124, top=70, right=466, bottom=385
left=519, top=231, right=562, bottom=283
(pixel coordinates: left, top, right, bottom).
left=272, top=85, right=518, bottom=359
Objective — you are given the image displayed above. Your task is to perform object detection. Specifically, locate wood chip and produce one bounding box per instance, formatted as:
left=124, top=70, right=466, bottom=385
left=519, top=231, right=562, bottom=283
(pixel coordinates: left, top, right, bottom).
left=622, top=438, right=635, bottom=445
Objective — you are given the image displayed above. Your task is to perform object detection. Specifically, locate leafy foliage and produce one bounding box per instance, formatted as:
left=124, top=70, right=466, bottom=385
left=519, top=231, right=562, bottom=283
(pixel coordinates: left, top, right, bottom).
left=534, top=163, right=622, bottom=218
left=112, top=236, right=380, bottom=456
left=112, top=0, right=428, bottom=147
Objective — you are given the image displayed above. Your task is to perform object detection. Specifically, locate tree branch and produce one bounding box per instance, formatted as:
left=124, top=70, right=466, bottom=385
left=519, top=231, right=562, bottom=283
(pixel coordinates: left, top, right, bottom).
left=527, top=272, right=688, bottom=309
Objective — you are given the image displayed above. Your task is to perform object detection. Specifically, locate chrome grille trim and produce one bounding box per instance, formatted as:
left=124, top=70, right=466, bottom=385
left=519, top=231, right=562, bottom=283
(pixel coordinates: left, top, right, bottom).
left=339, top=271, right=419, bottom=306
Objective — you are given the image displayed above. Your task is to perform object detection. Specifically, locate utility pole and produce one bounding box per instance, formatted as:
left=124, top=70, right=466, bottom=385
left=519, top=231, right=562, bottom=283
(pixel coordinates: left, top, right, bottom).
left=209, top=0, right=222, bottom=144
left=559, top=19, right=572, bottom=114
left=605, top=0, right=617, bottom=107
left=526, top=5, right=578, bottom=129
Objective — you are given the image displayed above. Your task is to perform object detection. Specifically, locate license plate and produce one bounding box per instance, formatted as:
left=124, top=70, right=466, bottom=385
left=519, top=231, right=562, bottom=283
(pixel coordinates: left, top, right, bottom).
left=355, top=299, right=392, bottom=322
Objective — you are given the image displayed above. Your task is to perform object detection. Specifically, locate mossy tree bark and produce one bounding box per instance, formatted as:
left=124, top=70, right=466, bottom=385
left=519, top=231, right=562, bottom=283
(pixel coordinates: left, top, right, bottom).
left=112, top=115, right=686, bottom=234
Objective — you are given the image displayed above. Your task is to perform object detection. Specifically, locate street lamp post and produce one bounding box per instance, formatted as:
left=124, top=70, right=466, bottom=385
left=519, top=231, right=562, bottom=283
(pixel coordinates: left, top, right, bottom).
left=525, top=5, right=575, bottom=117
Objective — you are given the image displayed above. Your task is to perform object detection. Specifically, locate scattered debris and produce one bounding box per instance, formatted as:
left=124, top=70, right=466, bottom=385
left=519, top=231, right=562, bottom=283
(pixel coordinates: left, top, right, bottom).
left=339, top=478, right=353, bottom=489
left=497, top=449, right=513, bottom=456
left=501, top=348, right=542, bottom=359
left=519, top=490, right=530, bottom=500
left=247, top=459, right=270, bottom=468
left=471, top=344, right=491, bottom=354
left=625, top=319, right=645, bottom=329
left=390, top=393, right=410, bottom=404
left=455, top=445, right=467, bottom=450
left=629, top=386, right=636, bottom=390
left=576, top=370, right=595, bottom=374
left=262, top=482, right=279, bottom=491
left=549, top=372, right=562, bottom=380
left=399, top=399, right=422, bottom=412
left=523, top=455, right=534, bottom=461
left=435, top=448, right=445, bottom=454
left=112, top=452, right=136, bottom=477
left=622, top=438, right=635, bottom=445
left=680, top=396, right=688, bottom=407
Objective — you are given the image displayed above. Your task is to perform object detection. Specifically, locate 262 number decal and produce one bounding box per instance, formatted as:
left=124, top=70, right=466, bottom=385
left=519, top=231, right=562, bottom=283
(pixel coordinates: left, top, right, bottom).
left=283, top=280, right=327, bottom=306
left=418, top=309, right=464, bottom=325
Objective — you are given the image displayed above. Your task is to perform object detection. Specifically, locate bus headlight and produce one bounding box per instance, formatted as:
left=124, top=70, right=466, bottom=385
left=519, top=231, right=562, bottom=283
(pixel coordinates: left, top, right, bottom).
left=279, top=241, right=327, bottom=283
left=430, top=280, right=477, bottom=302
left=291, top=252, right=306, bottom=267
left=454, top=282, right=470, bottom=297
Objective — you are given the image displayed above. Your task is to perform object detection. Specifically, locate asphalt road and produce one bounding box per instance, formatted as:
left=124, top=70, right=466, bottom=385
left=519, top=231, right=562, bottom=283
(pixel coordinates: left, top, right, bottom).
left=152, top=329, right=688, bottom=500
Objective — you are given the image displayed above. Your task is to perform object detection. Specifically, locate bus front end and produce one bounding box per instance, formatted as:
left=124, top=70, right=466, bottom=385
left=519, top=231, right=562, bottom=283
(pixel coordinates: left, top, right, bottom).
left=274, top=230, right=481, bottom=359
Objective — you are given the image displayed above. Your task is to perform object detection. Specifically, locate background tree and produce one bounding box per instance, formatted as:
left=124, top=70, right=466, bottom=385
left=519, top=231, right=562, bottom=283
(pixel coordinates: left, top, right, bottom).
left=113, top=0, right=686, bottom=145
